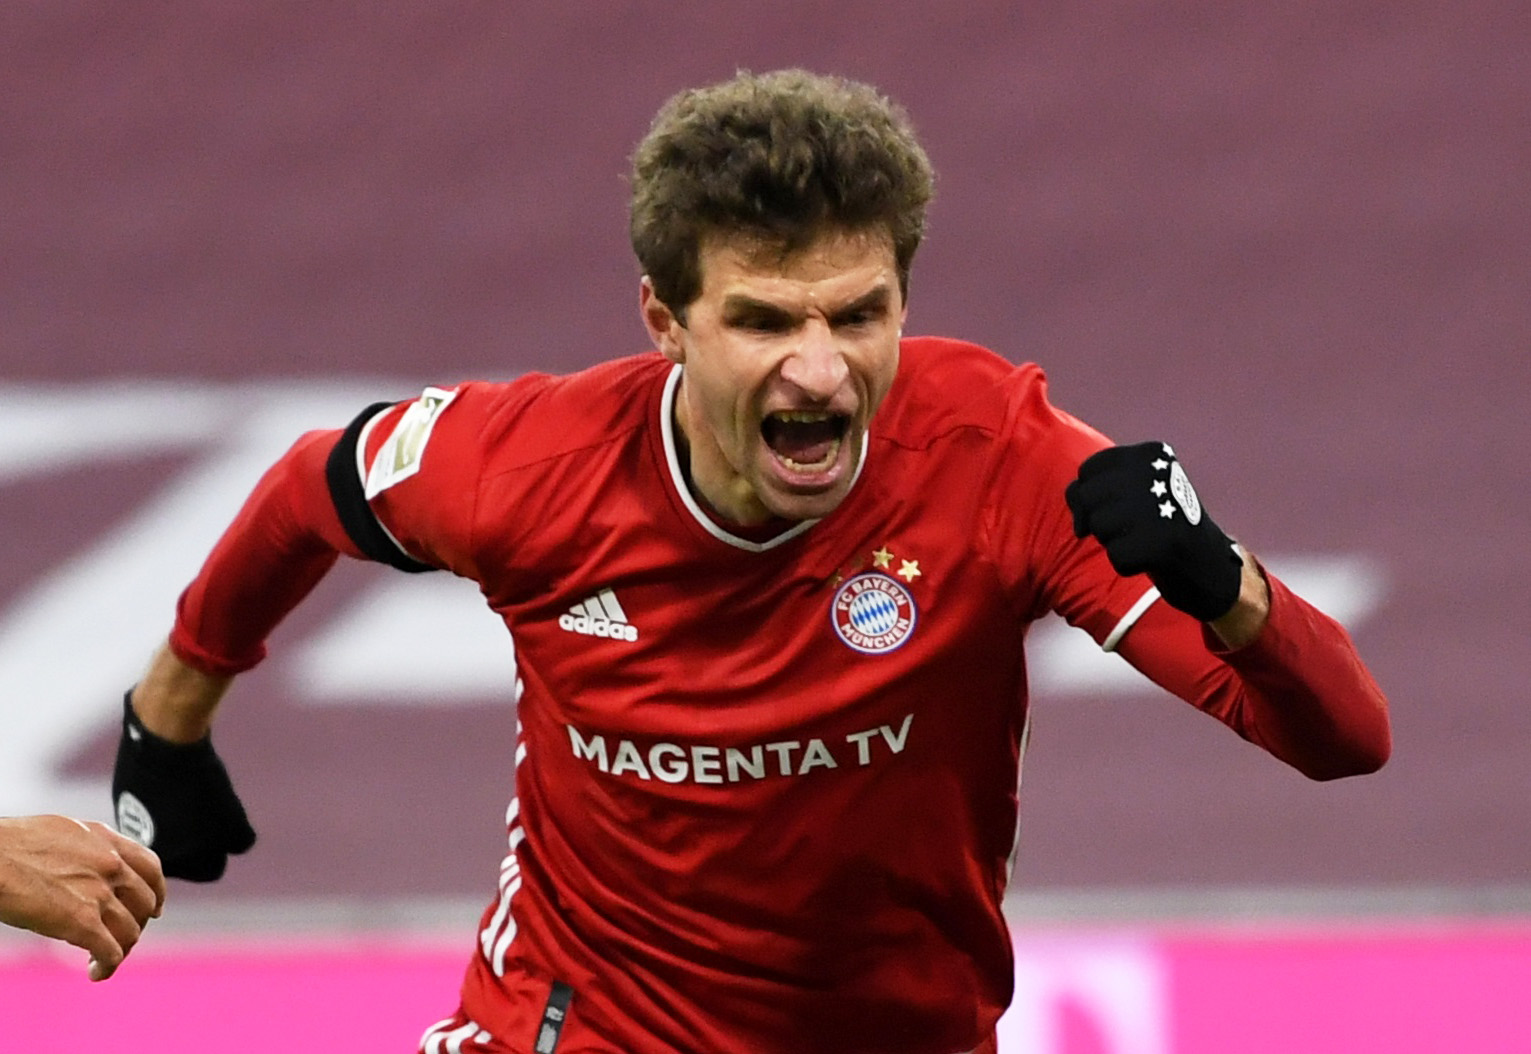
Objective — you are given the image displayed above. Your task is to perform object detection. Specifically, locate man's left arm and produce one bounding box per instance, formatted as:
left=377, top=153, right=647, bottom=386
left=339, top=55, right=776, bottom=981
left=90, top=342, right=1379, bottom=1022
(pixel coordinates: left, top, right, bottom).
left=1205, top=546, right=1270, bottom=650
left=1066, top=441, right=1391, bottom=779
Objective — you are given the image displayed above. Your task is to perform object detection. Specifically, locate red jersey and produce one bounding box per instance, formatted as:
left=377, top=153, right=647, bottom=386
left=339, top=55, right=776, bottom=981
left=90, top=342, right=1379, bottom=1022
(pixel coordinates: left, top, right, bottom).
left=171, top=337, right=1389, bottom=1054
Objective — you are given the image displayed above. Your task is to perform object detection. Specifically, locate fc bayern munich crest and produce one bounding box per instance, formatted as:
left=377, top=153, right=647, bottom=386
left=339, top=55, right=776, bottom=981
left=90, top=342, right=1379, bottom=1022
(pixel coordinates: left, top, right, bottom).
left=831, top=572, right=918, bottom=654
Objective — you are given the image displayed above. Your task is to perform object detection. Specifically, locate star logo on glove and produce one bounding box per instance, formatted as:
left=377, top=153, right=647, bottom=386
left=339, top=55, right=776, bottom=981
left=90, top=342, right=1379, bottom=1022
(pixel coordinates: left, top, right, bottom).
left=1147, top=450, right=1204, bottom=526
left=1169, top=461, right=1203, bottom=525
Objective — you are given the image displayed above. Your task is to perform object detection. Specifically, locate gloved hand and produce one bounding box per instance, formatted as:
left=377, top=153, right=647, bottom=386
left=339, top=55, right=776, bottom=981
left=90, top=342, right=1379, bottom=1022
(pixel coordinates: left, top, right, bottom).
left=111, top=692, right=255, bottom=882
left=1064, top=441, right=1244, bottom=622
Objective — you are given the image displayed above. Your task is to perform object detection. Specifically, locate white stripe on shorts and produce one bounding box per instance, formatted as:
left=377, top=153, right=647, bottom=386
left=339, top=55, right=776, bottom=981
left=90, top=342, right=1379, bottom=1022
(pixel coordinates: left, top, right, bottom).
left=420, top=1017, right=492, bottom=1054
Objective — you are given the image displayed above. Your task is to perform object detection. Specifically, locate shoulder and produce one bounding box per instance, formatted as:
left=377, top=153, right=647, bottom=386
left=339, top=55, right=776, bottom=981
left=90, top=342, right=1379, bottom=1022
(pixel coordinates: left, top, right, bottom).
left=438, top=352, right=672, bottom=469
left=876, top=336, right=1056, bottom=448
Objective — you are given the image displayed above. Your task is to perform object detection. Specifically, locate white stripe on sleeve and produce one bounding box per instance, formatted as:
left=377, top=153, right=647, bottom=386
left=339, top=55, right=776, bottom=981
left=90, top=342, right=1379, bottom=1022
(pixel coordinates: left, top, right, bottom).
left=1101, top=587, right=1160, bottom=653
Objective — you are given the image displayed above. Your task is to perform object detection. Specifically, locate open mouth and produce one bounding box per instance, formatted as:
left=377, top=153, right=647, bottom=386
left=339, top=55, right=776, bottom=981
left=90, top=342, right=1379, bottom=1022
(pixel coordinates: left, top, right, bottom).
left=760, top=410, right=850, bottom=473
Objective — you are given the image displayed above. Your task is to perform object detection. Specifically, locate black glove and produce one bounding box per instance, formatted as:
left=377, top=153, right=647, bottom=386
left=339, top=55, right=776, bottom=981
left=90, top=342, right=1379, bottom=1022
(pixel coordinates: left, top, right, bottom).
left=112, top=692, right=256, bottom=882
left=1064, top=441, right=1244, bottom=622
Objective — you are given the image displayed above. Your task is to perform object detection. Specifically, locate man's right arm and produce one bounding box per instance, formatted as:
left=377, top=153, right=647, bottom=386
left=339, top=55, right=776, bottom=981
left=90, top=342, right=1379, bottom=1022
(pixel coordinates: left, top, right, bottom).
left=116, top=389, right=488, bottom=879
left=117, top=382, right=506, bottom=880
left=129, top=643, right=232, bottom=745
left=114, top=423, right=370, bottom=878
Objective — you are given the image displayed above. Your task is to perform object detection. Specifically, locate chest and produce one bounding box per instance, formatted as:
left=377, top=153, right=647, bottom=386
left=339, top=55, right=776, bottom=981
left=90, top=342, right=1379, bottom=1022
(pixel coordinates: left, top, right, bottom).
left=486, top=459, right=1029, bottom=753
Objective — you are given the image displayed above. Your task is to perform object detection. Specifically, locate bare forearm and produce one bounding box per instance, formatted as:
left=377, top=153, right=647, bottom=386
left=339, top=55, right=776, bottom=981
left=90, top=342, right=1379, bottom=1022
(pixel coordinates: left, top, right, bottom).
left=130, top=643, right=233, bottom=744
left=1207, top=548, right=1271, bottom=650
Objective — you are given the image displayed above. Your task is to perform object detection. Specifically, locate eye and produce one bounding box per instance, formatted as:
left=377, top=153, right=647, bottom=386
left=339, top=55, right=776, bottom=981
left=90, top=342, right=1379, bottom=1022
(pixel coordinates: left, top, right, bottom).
left=731, top=313, right=792, bottom=334
left=833, top=307, right=881, bottom=330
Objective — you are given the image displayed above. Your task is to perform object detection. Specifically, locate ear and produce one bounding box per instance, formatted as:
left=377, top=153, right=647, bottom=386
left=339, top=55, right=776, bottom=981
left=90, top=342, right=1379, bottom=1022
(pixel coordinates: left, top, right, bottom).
left=640, top=277, right=686, bottom=364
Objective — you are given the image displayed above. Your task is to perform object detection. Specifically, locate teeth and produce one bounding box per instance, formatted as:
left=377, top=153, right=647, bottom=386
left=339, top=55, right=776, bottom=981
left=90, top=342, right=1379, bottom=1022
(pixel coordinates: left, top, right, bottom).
left=772, top=410, right=834, bottom=423
left=778, top=436, right=842, bottom=471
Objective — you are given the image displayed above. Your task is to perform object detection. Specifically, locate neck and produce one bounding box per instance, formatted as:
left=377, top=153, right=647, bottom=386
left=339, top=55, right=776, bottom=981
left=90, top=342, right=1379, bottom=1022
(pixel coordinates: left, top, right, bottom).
left=670, top=375, right=776, bottom=528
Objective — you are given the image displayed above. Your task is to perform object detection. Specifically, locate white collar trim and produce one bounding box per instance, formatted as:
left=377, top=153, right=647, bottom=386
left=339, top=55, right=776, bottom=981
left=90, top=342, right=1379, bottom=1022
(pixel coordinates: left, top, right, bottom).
left=659, top=364, right=866, bottom=553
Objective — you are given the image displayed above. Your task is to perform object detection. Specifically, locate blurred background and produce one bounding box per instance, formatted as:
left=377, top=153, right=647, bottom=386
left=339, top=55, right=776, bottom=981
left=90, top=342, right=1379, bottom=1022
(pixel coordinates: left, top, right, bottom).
left=2, top=2, right=1528, bottom=1051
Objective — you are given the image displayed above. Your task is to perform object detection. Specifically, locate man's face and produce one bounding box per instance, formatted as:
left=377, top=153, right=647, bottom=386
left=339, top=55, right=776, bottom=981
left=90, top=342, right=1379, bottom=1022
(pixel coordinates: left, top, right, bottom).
left=642, top=229, right=907, bottom=526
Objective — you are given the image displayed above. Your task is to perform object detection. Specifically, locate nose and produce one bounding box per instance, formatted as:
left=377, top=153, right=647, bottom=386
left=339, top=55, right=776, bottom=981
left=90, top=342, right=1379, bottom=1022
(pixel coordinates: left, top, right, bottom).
left=779, top=319, right=849, bottom=398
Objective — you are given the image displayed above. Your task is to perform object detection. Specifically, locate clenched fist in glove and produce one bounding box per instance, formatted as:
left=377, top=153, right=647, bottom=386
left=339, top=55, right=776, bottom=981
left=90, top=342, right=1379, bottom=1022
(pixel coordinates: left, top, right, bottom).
left=112, top=692, right=255, bottom=882
left=1065, top=441, right=1245, bottom=623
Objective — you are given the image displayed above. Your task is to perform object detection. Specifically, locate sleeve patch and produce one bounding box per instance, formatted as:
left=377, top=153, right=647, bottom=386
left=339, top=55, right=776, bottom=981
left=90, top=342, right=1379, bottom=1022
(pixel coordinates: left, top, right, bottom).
left=364, top=386, right=459, bottom=498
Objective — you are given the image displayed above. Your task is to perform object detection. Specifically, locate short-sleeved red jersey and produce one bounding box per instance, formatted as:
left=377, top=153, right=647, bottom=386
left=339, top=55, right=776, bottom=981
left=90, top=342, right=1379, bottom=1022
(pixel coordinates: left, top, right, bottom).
left=172, top=336, right=1388, bottom=1054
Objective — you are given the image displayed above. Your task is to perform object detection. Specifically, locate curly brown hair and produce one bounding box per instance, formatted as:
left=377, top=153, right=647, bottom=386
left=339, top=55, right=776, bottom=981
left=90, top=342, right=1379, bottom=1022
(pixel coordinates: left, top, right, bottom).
left=629, top=69, right=935, bottom=320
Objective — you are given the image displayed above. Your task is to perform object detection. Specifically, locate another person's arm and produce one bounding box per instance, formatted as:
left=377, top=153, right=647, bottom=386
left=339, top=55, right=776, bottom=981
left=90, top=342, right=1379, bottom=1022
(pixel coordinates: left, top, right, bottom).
left=0, top=814, right=167, bottom=980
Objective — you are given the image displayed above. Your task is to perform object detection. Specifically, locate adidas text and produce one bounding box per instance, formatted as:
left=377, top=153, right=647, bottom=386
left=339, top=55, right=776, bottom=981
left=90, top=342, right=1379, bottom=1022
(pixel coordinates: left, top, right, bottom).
left=558, top=613, right=638, bottom=642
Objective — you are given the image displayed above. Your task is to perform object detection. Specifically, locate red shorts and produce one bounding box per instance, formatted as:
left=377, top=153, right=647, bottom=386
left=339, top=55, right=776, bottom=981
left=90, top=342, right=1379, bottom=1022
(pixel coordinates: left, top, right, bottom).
left=418, top=1012, right=997, bottom=1054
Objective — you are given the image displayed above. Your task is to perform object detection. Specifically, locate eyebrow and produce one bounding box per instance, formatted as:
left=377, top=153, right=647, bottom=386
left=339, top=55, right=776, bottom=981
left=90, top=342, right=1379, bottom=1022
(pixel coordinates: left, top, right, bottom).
left=720, top=284, right=894, bottom=321
left=829, top=286, right=893, bottom=321
left=720, top=295, right=792, bottom=318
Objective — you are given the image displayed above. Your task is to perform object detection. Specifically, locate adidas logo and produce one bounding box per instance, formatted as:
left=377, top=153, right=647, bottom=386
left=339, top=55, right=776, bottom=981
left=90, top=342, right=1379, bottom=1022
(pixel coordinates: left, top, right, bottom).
left=558, top=588, right=639, bottom=642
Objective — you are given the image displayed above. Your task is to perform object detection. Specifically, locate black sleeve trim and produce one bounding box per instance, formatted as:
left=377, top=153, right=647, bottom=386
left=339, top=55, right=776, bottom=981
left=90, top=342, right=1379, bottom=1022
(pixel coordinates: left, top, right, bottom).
left=324, top=401, right=437, bottom=573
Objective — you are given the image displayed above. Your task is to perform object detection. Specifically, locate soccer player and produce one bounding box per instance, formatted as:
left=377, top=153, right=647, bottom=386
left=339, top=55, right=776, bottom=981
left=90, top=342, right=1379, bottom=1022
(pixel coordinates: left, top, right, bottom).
left=0, top=813, right=166, bottom=980
left=110, top=70, right=1391, bottom=1053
